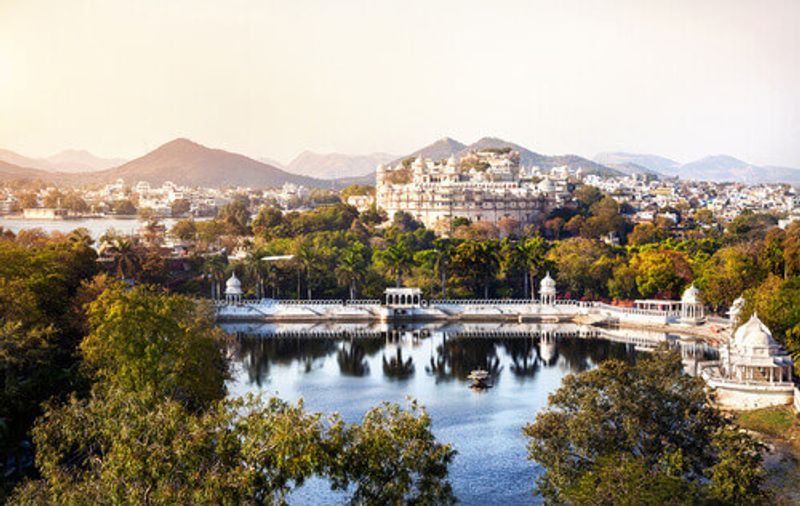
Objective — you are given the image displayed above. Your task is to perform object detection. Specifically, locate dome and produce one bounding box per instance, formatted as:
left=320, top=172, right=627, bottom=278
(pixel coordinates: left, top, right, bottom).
left=681, top=284, right=701, bottom=304
left=540, top=272, right=556, bottom=293
left=225, top=272, right=243, bottom=295
left=538, top=176, right=555, bottom=193
left=539, top=339, right=557, bottom=364
left=733, top=313, right=778, bottom=351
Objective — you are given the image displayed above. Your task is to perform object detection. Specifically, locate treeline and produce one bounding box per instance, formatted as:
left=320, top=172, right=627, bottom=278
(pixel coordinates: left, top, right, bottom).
left=0, top=230, right=454, bottom=503
left=0, top=223, right=776, bottom=503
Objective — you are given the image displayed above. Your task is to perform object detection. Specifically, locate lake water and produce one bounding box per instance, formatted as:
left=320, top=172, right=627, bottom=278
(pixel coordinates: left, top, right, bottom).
left=0, top=216, right=208, bottom=239
left=222, top=322, right=651, bottom=505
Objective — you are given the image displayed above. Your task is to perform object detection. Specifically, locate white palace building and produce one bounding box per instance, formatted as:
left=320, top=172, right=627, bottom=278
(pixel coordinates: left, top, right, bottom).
left=375, top=150, right=571, bottom=229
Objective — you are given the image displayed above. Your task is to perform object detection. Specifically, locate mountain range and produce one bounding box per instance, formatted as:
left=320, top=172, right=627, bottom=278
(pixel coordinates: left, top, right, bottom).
left=1, top=137, right=799, bottom=188
left=0, top=148, right=127, bottom=173
left=594, top=152, right=800, bottom=184
left=285, top=151, right=397, bottom=180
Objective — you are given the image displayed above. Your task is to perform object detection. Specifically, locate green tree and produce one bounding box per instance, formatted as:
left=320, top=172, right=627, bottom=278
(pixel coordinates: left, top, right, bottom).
left=523, top=345, right=767, bottom=505
left=376, top=242, right=414, bottom=288
left=336, top=242, right=368, bottom=299
left=112, top=199, right=137, bottom=215
left=451, top=240, right=501, bottom=299
left=81, top=285, right=229, bottom=409
left=170, top=198, right=191, bottom=217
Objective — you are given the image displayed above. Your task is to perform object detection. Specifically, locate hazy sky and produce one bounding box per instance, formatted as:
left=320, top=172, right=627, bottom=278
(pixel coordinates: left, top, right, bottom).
left=1, top=0, right=798, bottom=166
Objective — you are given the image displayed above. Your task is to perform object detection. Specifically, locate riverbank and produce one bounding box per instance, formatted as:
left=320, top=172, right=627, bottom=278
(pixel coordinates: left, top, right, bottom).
left=735, top=406, right=800, bottom=504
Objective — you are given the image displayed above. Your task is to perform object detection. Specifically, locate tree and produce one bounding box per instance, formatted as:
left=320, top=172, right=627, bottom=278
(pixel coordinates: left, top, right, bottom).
left=451, top=240, right=501, bottom=298
left=631, top=250, right=692, bottom=299
left=170, top=198, right=191, bottom=217
left=170, top=218, right=197, bottom=242
left=15, top=391, right=455, bottom=505
left=219, top=198, right=251, bottom=235
left=523, top=344, right=767, bottom=504
left=376, top=242, right=414, bottom=288
left=336, top=242, right=368, bottom=299
left=629, top=222, right=667, bottom=246
left=112, top=199, right=137, bottom=215
left=81, top=285, right=229, bottom=409
left=106, top=237, right=141, bottom=279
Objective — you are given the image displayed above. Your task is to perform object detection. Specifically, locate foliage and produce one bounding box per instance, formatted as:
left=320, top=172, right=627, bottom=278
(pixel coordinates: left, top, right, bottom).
left=523, top=344, right=768, bottom=504
left=12, top=391, right=454, bottom=505
left=82, top=285, right=229, bottom=409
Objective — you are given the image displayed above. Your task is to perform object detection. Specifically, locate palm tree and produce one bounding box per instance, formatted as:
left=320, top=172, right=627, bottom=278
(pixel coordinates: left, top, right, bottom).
left=378, top=242, right=413, bottom=288
left=67, top=227, right=94, bottom=248
left=453, top=240, right=501, bottom=299
left=110, top=237, right=141, bottom=279
left=432, top=238, right=453, bottom=299
left=336, top=242, right=367, bottom=300
left=202, top=254, right=227, bottom=299
left=520, top=236, right=549, bottom=300
left=294, top=242, right=318, bottom=300
left=243, top=250, right=267, bottom=299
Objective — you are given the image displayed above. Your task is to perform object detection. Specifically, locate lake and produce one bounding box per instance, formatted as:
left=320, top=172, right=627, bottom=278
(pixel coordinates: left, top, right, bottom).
left=0, top=216, right=208, bottom=239
left=222, top=321, right=656, bottom=505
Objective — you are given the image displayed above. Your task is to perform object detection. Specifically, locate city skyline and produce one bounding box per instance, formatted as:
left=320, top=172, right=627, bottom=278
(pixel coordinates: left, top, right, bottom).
left=1, top=0, right=799, bottom=167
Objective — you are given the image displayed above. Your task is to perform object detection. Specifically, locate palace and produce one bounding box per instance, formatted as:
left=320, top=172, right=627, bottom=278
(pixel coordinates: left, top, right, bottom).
left=375, top=150, right=572, bottom=230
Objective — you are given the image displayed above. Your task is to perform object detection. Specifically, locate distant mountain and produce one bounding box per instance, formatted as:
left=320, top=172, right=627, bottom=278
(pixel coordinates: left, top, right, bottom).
left=390, top=137, right=467, bottom=165
left=287, top=151, right=397, bottom=179
left=0, top=159, right=60, bottom=183
left=0, top=148, right=126, bottom=173
left=258, top=157, right=285, bottom=169
left=593, top=152, right=679, bottom=176
left=46, top=149, right=127, bottom=172
left=595, top=152, right=800, bottom=184
left=91, top=138, right=325, bottom=188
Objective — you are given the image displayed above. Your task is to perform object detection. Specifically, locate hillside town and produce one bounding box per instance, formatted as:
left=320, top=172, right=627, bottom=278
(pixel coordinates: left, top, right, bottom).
left=3, top=148, right=798, bottom=238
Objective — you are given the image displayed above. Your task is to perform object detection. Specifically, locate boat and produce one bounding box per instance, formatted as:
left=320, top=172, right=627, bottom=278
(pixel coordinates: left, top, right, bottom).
left=467, top=369, right=491, bottom=389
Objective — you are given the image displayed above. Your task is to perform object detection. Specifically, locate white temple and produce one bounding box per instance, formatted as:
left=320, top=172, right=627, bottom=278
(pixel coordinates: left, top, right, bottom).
left=680, top=284, right=704, bottom=324
left=224, top=272, right=243, bottom=303
left=539, top=272, right=556, bottom=305
left=702, top=306, right=795, bottom=410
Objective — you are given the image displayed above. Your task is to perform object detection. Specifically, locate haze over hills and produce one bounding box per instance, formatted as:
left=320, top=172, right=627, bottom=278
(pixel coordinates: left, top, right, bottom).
left=286, top=151, right=397, bottom=180
left=0, top=148, right=127, bottom=173
left=594, top=152, right=800, bottom=184
left=89, top=138, right=325, bottom=188
left=0, top=159, right=60, bottom=182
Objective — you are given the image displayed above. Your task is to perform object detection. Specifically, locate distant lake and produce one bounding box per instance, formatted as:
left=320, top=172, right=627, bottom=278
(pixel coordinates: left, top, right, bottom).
left=221, top=322, right=659, bottom=505
left=0, top=216, right=209, bottom=239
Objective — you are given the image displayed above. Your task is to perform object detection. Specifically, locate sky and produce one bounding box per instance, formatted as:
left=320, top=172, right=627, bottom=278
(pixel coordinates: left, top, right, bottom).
left=0, top=0, right=798, bottom=167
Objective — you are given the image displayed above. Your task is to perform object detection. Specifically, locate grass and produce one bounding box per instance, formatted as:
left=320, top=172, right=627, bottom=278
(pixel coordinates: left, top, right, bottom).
left=736, top=405, right=796, bottom=438
left=735, top=405, right=800, bottom=505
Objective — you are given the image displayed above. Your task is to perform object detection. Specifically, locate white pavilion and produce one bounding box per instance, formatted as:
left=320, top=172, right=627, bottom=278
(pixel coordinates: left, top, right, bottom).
left=680, top=284, right=704, bottom=324
left=702, top=308, right=795, bottom=410
left=540, top=272, right=556, bottom=305
left=224, top=272, right=243, bottom=303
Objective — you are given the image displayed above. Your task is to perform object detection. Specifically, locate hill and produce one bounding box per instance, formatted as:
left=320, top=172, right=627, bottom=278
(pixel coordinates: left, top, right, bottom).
left=594, top=152, right=679, bottom=175
left=0, top=159, right=63, bottom=183
left=46, top=149, right=127, bottom=172
left=390, top=137, right=467, bottom=165
left=0, top=148, right=126, bottom=173
left=287, top=151, right=397, bottom=179
left=91, top=138, right=326, bottom=188
left=595, top=152, right=800, bottom=184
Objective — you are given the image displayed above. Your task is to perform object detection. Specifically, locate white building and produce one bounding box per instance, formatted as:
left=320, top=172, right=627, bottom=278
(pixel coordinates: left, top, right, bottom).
left=702, top=312, right=795, bottom=410
left=376, top=151, right=570, bottom=229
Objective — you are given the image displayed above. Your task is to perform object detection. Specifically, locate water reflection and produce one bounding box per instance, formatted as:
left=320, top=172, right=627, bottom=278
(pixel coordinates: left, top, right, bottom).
left=223, top=322, right=648, bottom=388
left=221, top=322, right=666, bottom=505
